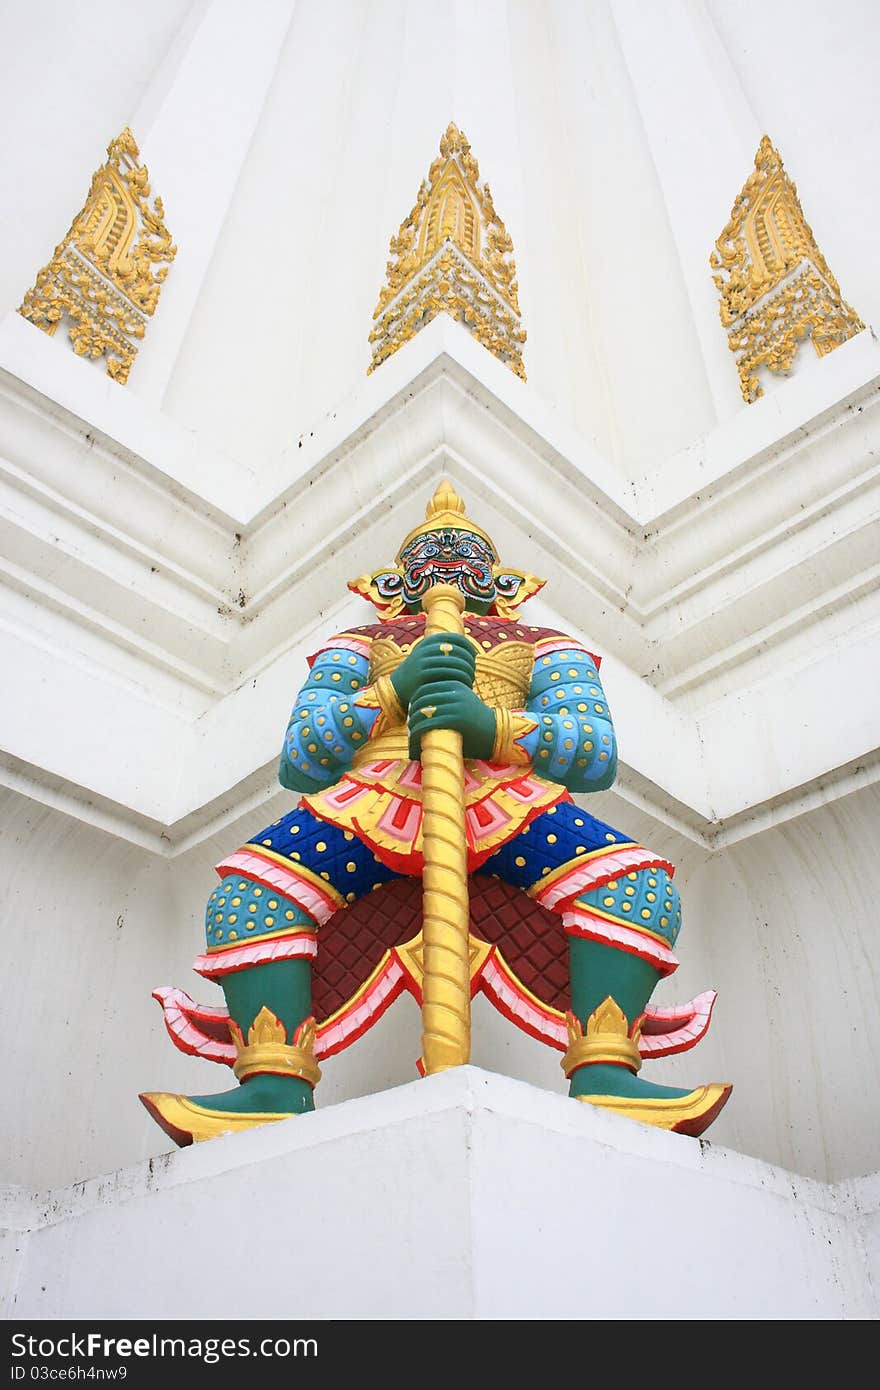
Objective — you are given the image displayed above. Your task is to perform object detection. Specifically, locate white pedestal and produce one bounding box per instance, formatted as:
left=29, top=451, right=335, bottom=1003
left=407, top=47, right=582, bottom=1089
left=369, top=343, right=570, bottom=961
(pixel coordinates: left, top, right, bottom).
left=3, top=1068, right=877, bottom=1320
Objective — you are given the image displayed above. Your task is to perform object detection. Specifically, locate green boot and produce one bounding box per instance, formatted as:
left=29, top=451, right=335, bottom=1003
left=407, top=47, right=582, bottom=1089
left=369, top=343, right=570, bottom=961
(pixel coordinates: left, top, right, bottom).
left=140, top=959, right=318, bottom=1146
left=565, top=939, right=731, bottom=1136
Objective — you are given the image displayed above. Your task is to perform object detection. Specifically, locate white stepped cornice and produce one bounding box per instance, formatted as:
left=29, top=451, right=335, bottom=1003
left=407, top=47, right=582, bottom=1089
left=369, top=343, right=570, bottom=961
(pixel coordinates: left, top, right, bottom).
left=1, top=312, right=879, bottom=851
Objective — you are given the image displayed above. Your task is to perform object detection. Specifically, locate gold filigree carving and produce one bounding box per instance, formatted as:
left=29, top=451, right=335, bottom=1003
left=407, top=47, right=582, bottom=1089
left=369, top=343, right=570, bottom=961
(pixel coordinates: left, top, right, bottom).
left=711, top=136, right=863, bottom=403
left=19, top=128, right=176, bottom=384
left=369, top=122, right=526, bottom=379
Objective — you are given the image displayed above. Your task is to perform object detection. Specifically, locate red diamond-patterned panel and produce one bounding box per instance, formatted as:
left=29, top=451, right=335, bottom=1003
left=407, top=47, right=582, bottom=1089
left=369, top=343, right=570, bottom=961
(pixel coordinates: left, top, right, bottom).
left=312, top=880, right=421, bottom=1022
left=469, top=875, right=570, bottom=1008
left=313, top=875, right=569, bottom=1022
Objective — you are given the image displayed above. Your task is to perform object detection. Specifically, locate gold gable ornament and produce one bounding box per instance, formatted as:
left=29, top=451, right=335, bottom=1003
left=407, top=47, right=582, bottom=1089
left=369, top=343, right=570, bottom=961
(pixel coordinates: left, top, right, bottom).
left=368, top=123, right=526, bottom=380
left=711, top=136, right=863, bottom=403
left=19, top=128, right=176, bottom=385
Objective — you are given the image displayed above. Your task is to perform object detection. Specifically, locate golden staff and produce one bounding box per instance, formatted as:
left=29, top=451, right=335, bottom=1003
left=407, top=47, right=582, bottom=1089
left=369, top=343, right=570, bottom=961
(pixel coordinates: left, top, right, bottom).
left=418, top=582, right=471, bottom=1074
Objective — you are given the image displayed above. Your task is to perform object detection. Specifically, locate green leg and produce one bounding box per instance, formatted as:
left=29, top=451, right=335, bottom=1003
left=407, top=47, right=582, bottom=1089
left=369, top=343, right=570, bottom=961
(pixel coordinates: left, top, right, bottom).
left=567, top=938, right=691, bottom=1101
left=189, top=958, right=316, bottom=1116
left=140, top=957, right=318, bottom=1145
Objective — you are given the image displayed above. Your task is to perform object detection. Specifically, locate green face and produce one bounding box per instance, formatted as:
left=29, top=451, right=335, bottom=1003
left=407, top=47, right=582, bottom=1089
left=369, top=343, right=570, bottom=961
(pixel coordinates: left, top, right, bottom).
left=399, top=527, right=497, bottom=613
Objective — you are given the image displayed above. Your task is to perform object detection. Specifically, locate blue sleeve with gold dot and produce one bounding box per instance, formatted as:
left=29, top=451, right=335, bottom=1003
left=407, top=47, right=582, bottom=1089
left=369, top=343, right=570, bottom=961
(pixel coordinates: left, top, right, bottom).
left=519, top=647, right=617, bottom=792
left=279, top=645, right=379, bottom=791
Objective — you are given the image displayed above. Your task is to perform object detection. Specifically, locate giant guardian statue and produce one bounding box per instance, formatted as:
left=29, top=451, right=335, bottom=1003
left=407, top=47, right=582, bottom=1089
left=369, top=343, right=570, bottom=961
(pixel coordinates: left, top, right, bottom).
left=141, top=482, right=731, bottom=1144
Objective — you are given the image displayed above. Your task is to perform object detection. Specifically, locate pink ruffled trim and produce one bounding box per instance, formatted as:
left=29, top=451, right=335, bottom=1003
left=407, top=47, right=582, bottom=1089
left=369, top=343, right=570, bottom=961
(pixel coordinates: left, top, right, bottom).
left=194, top=932, right=317, bottom=979
left=562, top=907, right=679, bottom=976
left=535, top=847, right=674, bottom=911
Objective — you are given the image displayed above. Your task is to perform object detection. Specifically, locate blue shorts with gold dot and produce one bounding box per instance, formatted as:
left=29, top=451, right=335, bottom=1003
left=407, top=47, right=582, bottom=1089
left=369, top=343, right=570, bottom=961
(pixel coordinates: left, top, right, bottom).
left=203, top=800, right=680, bottom=979
left=483, top=800, right=682, bottom=973
left=205, top=806, right=400, bottom=958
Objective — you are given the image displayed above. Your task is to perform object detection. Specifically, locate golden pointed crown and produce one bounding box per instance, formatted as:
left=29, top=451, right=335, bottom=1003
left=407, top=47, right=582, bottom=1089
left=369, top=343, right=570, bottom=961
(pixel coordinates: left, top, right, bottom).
left=395, top=480, right=498, bottom=561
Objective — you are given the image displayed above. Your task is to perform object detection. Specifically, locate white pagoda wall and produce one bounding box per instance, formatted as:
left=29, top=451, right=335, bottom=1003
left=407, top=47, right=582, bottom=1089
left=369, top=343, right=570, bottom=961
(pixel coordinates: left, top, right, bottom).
left=161, top=0, right=717, bottom=474
left=0, top=0, right=193, bottom=326
left=4, top=3, right=878, bottom=480
left=707, top=0, right=879, bottom=349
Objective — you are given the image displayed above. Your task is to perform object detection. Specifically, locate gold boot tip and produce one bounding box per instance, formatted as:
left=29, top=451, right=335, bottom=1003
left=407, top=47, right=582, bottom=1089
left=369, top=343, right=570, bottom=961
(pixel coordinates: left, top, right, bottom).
left=576, top=1083, right=732, bottom=1137
left=139, top=1092, right=295, bottom=1147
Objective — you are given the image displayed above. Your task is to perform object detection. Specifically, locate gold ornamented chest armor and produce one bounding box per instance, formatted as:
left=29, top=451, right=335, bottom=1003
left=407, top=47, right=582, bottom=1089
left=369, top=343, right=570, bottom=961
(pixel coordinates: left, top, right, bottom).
left=368, top=634, right=534, bottom=714
left=352, top=633, right=535, bottom=767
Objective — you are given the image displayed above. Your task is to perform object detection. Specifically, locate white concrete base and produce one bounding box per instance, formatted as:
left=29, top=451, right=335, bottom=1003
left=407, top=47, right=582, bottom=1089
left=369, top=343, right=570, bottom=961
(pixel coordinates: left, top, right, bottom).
left=2, top=1068, right=877, bottom=1320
